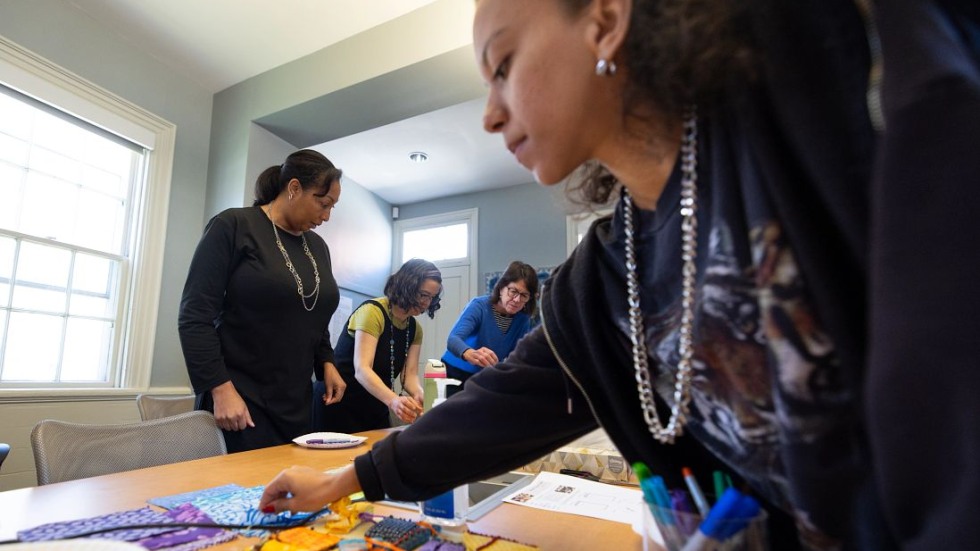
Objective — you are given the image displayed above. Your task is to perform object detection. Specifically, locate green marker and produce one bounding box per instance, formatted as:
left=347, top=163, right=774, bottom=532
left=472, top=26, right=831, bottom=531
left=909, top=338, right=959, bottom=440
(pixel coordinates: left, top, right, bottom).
left=712, top=470, right=730, bottom=505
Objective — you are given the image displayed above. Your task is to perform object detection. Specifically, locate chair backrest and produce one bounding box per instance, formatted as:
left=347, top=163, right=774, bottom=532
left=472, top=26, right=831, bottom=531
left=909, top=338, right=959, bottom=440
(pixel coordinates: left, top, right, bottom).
left=136, top=394, right=196, bottom=421
left=0, top=442, right=9, bottom=471
left=31, top=410, right=227, bottom=485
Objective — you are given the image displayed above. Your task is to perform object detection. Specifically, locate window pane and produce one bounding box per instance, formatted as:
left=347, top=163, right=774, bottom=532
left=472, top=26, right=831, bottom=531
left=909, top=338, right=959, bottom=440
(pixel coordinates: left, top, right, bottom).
left=21, top=172, right=79, bottom=243
left=61, top=318, right=112, bottom=381
left=30, top=146, right=82, bottom=183
left=11, top=242, right=70, bottom=313
left=0, top=312, right=5, bottom=367
left=0, top=235, right=13, bottom=308
left=69, top=254, right=117, bottom=318
left=0, top=162, right=26, bottom=230
left=2, top=311, right=62, bottom=381
left=81, top=162, right=127, bottom=199
left=0, top=92, right=32, bottom=139
left=76, top=190, right=125, bottom=252
left=402, top=223, right=468, bottom=264
left=0, top=132, right=29, bottom=166
left=32, top=110, right=91, bottom=155
left=0, top=91, right=136, bottom=255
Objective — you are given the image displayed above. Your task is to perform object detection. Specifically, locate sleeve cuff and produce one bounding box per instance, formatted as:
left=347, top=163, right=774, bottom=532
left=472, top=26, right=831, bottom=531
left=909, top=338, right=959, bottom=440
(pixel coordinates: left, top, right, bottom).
left=354, top=452, right=385, bottom=501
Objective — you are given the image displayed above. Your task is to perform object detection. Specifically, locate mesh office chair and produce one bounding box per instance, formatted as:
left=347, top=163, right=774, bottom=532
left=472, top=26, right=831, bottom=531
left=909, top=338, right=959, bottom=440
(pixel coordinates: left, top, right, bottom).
left=0, top=442, right=9, bottom=471
left=136, top=393, right=196, bottom=421
left=31, top=410, right=227, bottom=485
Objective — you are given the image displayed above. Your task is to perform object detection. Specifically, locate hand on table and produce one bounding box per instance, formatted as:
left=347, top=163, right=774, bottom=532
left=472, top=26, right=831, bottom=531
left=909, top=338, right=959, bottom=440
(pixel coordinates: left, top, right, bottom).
left=463, top=347, right=498, bottom=368
left=260, top=465, right=360, bottom=514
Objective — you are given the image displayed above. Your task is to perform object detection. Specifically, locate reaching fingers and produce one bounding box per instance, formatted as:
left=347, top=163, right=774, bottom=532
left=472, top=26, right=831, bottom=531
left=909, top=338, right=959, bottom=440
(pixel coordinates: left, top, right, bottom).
left=391, top=396, right=423, bottom=423
left=469, top=347, right=498, bottom=368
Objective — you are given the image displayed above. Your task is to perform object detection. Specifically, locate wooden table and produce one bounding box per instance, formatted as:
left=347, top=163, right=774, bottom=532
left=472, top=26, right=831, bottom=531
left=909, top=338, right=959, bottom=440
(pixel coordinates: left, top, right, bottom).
left=0, top=429, right=644, bottom=550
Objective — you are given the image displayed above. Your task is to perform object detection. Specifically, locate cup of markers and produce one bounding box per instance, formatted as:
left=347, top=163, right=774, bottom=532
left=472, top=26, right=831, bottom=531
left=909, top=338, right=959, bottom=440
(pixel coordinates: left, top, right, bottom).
left=635, top=464, right=769, bottom=551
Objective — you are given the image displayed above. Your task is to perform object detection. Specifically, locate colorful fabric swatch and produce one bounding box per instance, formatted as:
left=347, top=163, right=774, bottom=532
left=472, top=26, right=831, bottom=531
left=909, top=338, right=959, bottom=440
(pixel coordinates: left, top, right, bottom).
left=147, top=483, right=244, bottom=510
left=154, top=531, right=237, bottom=551
left=135, top=503, right=227, bottom=550
left=262, top=527, right=340, bottom=551
left=189, top=485, right=323, bottom=537
left=17, top=507, right=179, bottom=542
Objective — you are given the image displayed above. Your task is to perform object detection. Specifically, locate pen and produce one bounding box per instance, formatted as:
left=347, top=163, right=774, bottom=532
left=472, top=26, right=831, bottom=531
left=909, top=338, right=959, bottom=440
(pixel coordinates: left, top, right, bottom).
left=306, top=438, right=358, bottom=445
left=631, top=462, right=659, bottom=505
left=682, top=467, right=710, bottom=516
left=559, top=468, right=600, bottom=481
left=634, top=462, right=684, bottom=547
left=670, top=489, right=698, bottom=536
left=651, top=475, right=675, bottom=524
left=712, top=470, right=730, bottom=505
left=680, top=487, right=761, bottom=551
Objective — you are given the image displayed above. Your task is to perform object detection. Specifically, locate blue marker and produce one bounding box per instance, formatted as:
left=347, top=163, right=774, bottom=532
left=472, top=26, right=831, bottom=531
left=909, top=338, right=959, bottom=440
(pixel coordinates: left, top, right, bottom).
left=632, top=462, right=659, bottom=505
left=651, top=475, right=675, bottom=524
left=633, top=462, right=683, bottom=547
left=680, top=487, right=761, bottom=551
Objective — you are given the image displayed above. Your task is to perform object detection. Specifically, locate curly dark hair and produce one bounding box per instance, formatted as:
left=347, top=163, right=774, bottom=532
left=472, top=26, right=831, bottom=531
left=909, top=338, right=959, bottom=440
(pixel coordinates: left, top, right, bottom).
left=384, top=259, right=443, bottom=318
left=253, top=149, right=343, bottom=206
left=491, top=261, right=540, bottom=317
left=559, top=0, right=757, bottom=205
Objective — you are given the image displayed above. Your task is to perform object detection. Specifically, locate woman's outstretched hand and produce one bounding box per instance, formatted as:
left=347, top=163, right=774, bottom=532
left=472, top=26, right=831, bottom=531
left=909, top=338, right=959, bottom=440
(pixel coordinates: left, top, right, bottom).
left=259, top=465, right=361, bottom=514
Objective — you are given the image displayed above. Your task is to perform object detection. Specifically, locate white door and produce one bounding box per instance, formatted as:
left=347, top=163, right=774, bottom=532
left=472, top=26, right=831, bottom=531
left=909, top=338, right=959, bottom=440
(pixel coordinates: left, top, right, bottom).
left=414, top=264, right=469, bottom=388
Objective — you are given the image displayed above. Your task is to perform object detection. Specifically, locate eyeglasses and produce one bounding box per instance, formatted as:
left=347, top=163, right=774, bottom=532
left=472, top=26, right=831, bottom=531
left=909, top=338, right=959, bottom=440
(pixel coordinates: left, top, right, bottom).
left=503, top=285, right=531, bottom=302
left=416, top=291, right=437, bottom=304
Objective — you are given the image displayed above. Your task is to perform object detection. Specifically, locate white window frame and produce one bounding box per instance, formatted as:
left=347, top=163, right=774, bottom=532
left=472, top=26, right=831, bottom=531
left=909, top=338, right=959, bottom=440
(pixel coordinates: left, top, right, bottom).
left=0, top=36, right=174, bottom=398
left=393, top=208, right=478, bottom=293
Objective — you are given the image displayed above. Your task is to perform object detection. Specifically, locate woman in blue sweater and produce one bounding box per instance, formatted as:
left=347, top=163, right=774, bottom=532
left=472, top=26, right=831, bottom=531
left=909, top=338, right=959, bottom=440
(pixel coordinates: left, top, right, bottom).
left=440, top=261, right=539, bottom=396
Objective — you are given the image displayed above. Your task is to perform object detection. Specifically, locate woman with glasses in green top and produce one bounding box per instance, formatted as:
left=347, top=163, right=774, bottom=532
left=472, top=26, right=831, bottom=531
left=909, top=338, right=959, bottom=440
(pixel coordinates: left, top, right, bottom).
left=315, top=259, right=442, bottom=433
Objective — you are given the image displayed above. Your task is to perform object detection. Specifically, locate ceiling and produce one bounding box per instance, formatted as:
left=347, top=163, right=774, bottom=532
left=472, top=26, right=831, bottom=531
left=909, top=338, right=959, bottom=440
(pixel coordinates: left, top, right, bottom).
left=66, top=0, right=533, bottom=205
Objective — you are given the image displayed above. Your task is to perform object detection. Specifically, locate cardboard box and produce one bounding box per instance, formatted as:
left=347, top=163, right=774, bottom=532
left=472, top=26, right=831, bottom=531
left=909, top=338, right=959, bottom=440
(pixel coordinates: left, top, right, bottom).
left=520, top=445, right=639, bottom=486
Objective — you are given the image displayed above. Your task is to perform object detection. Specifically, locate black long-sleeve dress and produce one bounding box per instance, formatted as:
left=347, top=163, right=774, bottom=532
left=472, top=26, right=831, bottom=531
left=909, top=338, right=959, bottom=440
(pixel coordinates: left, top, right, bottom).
left=178, top=206, right=339, bottom=452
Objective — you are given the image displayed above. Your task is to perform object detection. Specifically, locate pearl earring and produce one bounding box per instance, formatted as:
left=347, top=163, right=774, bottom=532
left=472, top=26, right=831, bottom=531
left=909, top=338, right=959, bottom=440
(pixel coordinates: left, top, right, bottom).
left=595, top=58, right=617, bottom=76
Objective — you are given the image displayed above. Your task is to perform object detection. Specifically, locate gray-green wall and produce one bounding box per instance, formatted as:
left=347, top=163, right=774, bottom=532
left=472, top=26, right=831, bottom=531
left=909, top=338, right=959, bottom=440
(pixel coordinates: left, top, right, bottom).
left=0, top=0, right=578, bottom=391
left=207, top=0, right=479, bottom=298
left=399, top=182, right=575, bottom=285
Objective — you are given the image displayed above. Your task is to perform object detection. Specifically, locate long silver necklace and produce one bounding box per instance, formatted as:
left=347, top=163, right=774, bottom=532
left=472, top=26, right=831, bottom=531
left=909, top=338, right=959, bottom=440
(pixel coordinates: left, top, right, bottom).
left=625, top=108, right=698, bottom=444
left=388, top=305, right=410, bottom=392
left=266, top=206, right=320, bottom=312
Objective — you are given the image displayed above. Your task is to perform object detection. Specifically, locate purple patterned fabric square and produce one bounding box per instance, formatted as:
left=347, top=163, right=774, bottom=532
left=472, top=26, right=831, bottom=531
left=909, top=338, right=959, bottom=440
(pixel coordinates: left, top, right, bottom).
left=135, top=503, right=228, bottom=550
left=17, top=507, right=179, bottom=542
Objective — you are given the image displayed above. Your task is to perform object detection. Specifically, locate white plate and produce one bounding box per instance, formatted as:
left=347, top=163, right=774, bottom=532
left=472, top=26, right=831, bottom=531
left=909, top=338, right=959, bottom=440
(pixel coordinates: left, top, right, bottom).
left=292, top=432, right=367, bottom=449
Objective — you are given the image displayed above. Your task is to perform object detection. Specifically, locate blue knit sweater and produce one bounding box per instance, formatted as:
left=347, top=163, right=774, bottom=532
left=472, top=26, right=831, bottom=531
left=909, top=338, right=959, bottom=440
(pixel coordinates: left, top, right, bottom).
left=440, top=295, right=532, bottom=374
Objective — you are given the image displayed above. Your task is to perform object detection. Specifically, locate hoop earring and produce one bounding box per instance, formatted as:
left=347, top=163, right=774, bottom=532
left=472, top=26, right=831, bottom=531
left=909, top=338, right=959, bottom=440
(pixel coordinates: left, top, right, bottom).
left=595, top=58, right=617, bottom=76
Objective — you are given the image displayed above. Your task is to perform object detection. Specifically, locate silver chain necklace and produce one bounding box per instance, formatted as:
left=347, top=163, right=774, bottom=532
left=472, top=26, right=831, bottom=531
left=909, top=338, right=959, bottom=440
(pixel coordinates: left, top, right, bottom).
left=624, top=108, right=698, bottom=444
left=388, top=306, right=410, bottom=392
left=266, top=207, right=320, bottom=312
